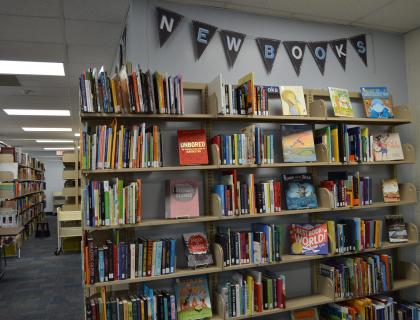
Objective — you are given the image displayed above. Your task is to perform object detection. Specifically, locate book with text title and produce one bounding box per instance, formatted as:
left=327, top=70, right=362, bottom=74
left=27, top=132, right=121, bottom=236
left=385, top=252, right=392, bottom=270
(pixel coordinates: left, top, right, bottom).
left=280, top=86, right=308, bottom=116
left=178, top=129, right=209, bottom=165
left=282, top=173, right=318, bottom=210
left=165, top=179, right=200, bottom=218
left=382, top=178, right=400, bottom=202
left=281, top=125, right=316, bottom=162
left=237, top=72, right=256, bottom=115
left=361, top=86, right=394, bottom=118
left=289, top=223, right=328, bottom=255
left=372, top=133, right=404, bottom=161
left=328, top=87, right=354, bottom=117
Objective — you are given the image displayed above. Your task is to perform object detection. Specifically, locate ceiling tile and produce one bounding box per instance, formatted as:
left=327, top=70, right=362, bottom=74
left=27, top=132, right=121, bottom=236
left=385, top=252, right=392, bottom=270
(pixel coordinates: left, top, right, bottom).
left=0, top=41, right=66, bottom=62
left=67, top=44, right=115, bottom=66
left=16, top=75, right=71, bottom=88
left=0, top=15, right=64, bottom=43
left=65, top=20, right=121, bottom=45
left=0, top=0, right=61, bottom=17
left=63, top=0, right=129, bottom=23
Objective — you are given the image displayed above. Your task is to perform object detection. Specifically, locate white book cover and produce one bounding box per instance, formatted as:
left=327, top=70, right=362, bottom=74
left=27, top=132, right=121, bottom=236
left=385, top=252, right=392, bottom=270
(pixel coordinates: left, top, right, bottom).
left=208, top=74, right=225, bottom=114
left=130, top=243, right=136, bottom=279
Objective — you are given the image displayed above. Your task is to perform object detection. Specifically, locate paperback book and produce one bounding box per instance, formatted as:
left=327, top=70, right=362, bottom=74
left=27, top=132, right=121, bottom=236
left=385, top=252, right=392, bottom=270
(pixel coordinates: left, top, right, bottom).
left=165, top=179, right=200, bottom=218
left=281, top=124, right=316, bottom=162
left=183, top=232, right=213, bottom=268
left=280, top=86, right=308, bottom=116
left=289, top=223, right=328, bottom=255
left=282, top=173, right=318, bottom=210
left=361, top=86, right=394, bottom=118
left=328, top=87, right=354, bottom=117
left=385, top=215, right=408, bottom=243
left=372, top=133, right=404, bottom=161
left=382, top=179, right=400, bottom=202
left=177, top=129, right=209, bottom=165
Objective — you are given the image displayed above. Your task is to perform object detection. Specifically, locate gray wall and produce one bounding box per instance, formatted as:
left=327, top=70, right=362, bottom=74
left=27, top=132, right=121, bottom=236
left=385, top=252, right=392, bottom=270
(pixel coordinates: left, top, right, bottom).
left=43, top=159, right=64, bottom=212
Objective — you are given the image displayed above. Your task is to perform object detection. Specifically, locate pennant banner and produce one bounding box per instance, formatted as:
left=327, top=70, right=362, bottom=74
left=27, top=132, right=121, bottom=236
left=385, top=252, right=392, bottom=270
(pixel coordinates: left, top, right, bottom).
left=349, top=34, right=367, bottom=66
left=220, top=29, right=246, bottom=68
left=283, top=41, right=306, bottom=76
left=192, top=20, right=217, bottom=60
left=156, top=7, right=183, bottom=47
left=256, top=38, right=280, bottom=74
left=330, top=38, right=347, bottom=70
left=307, top=41, right=328, bottom=75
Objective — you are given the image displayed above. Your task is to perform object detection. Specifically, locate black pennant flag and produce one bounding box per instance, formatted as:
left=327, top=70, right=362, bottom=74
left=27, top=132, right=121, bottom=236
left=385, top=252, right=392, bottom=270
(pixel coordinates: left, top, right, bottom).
left=156, top=7, right=183, bottom=47
left=256, top=38, right=280, bottom=74
left=220, top=30, right=246, bottom=68
left=307, top=41, right=328, bottom=75
left=192, top=20, right=217, bottom=60
left=283, top=41, right=306, bottom=76
left=329, top=38, right=347, bottom=70
left=349, top=34, right=367, bottom=66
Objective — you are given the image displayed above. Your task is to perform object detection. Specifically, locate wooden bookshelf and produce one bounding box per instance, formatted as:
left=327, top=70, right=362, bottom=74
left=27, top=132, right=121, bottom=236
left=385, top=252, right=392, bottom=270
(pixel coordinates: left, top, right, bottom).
left=80, top=83, right=419, bottom=319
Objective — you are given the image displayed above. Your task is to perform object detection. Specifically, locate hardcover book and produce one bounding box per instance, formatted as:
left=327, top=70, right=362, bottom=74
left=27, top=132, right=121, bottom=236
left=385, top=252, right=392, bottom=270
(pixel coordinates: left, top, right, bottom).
left=282, top=173, right=318, bottom=210
left=372, top=133, right=404, bottom=161
left=328, top=87, right=354, bottom=117
left=175, top=276, right=213, bottom=320
left=361, top=86, right=394, bottom=118
left=165, top=179, right=200, bottom=218
left=289, top=223, right=328, bottom=255
left=385, top=215, right=408, bottom=243
left=280, top=86, right=308, bottom=116
left=291, top=308, right=319, bottom=320
left=237, top=72, right=256, bottom=115
left=183, top=232, right=213, bottom=268
left=382, top=178, right=400, bottom=202
left=281, top=125, right=316, bottom=162
left=178, top=129, right=209, bottom=165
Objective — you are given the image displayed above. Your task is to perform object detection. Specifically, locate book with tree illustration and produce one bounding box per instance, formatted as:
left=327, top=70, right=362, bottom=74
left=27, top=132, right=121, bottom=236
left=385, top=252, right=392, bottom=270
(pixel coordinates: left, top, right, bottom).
left=328, top=87, right=354, bottom=117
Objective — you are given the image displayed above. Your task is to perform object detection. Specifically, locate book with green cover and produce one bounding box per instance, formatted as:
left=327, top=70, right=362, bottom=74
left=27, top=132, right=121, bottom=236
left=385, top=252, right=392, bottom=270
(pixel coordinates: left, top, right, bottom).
left=328, top=87, right=354, bottom=117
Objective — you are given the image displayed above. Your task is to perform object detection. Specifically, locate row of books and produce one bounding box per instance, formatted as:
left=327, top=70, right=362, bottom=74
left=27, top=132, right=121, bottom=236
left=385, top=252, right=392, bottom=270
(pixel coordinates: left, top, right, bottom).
left=320, top=254, right=393, bottom=299
left=0, top=181, right=45, bottom=198
left=211, top=125, right=275, bottom=165
left=84, top=237, right=176, bottom=284
left=321, top=172, right=373, bottom=208
left=215, top=224, right=281, bottom=267
left=81, top=122, right=163, bottom=170
left=18, top=167, right=44, bottom=181
left=315, top=126, right=404, bottom=164
left=0, top=146, right=45, bottom=170
left=82, top=179, right=142, bottom=227
left=219, top=270, right=286, bottom=318
left=79, top=65, right=184, bottom=114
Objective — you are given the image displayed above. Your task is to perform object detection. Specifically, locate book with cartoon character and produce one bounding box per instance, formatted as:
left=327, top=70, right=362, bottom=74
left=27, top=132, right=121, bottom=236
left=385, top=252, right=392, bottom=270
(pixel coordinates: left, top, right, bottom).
left=328, top=87, right=354, bottom=117
left=175, top=276, right=213, bottom=320
left=361, top=86, right=394, bottom=118
left=281, top=173, right=318, bottom=210
left=280, top=86, right=308, bottom=116
left=372, top=133, right=404, bottom=161
left=289, top=223, right=328, bottom=255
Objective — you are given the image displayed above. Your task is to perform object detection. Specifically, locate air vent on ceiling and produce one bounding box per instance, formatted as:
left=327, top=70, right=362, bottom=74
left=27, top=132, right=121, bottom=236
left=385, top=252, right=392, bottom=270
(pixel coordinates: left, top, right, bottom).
left=0, top=75, right=20, bottom=86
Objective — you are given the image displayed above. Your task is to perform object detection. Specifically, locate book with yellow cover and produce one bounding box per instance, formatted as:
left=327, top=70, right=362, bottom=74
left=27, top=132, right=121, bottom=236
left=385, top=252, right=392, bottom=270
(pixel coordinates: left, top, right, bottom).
left=328, top=87, right=354, bottom=117
left=280, top=86, right=308, bottom=115
left=237, top=72, right=256, bottom=115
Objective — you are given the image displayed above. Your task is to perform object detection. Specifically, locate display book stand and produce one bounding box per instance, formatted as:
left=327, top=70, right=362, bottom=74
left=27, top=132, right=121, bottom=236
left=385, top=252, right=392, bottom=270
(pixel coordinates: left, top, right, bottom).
left=0, top=151, right=45, bottom=258
left=80, top=83, right=419, bottom=319
left=55, top=144, right=82, bottom=255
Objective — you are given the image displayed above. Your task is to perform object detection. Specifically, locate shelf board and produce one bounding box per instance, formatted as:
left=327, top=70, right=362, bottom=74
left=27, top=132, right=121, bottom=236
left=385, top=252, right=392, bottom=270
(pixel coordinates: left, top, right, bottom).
left=18, top=164, right=44, bottom=173
left=332, top=200, right=416, bottom=211
left=326, top=116, right=411, bottom=125
left=0, top=226, right=24, bottom=236
left=18, top=202, right=44, bottom=215
left=86, top=265, right=221, bottom=288
left=5, top=190, right=44, bottom=200
left=80, top=112, right=214, bottom=121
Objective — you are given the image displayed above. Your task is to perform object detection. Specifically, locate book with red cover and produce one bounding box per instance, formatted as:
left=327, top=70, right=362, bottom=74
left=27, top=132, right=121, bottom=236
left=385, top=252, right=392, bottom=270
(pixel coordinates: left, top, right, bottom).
left=178, top=129, right=209, bottom=165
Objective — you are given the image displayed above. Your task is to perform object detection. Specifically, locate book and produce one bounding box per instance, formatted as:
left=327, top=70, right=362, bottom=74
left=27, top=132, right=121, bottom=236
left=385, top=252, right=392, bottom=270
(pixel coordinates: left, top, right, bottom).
left=385, top=215, right=408, bottom=243
left=177, top=129, right=209, bottom=165
left=280, top=86, right=308, bottom=115
left=382, top=179, right=400, bottom=202
left=282, top=173, right=318, bottom=210
left=175, top=276, right=212, bottom=320
left=372, top=133, right=404, bottom=161
left=165, top=179, right=200, bottom=218
left=289, top=224, right=328, bottom=255
left=237, top=72, right=256, bottom=115
left=208, top=74, right=225, bottom=114
left=328, top=87, right=354, bottom=117
left=291, top=308, right=319, bottom=320
left=361, top=86, right=394, bottom=118
left=281, top=125, right=316, bottom=162
left=183, top=232, right=213, bottom=268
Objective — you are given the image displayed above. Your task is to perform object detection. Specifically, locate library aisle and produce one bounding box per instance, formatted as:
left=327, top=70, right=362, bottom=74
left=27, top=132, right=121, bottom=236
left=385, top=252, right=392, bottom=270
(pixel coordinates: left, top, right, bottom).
left=0, top=215, right=83, bottom=320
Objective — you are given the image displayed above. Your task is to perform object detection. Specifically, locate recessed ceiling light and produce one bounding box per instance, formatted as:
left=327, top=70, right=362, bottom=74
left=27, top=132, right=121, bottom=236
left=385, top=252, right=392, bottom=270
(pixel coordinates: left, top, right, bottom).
left=22, top=127, right=72, bottom=132
left=74, top=133, right=80, bottom=137
left=4, top=109, right=70, bottom=116
left=36, top=139, right=74, bottom=143
left=0, top=60, right=65, bottom=76
left=43, top=147, right=74, bottom=150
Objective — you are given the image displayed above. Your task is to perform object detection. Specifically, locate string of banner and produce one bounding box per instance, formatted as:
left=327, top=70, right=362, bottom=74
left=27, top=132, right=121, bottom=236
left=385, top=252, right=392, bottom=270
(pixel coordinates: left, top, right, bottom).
left=157, top=7, right=368, bottom=76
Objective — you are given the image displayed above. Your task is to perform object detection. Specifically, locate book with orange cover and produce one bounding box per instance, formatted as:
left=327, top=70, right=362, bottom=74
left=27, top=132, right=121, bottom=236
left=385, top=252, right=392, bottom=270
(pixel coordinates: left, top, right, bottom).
left=177, top=129, right=209, bottom=165
left=291, top=308, right=319, bottom=320
left=237, top=72, right=256, bottom=115
left=380, top=254, right=391, bottom=290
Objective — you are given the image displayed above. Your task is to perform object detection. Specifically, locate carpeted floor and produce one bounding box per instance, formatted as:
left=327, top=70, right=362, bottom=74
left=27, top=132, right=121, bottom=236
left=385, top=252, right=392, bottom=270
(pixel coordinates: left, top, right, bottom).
left=0, top=215, right=84, bottom=320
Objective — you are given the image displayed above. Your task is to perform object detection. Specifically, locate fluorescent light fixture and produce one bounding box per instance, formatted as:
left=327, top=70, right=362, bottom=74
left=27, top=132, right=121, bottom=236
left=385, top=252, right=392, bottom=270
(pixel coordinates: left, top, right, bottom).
left=22, top=127, right=72, bottom=132
left=4, top=109, right=70, bottom=116
left=43, top=147, right=74, bottom=151
left=36, top=139, right=74, bottom=143
left=74, top=133, right=80, bottom=137
left=0, top=60, right=65, bottom=76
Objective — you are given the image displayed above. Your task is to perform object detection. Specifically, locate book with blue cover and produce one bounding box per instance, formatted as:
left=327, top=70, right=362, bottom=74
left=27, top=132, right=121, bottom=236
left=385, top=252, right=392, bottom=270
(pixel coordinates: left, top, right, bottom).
left=361, top=87, right=394, bottom=118
left=282, top=173, right=318, bottom=210
left=281, top=125, right=316, bottom=163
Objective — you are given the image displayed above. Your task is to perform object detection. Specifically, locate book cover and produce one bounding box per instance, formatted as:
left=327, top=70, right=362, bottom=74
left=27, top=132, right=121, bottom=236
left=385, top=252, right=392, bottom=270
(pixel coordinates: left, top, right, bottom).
left=280, top=86, right=308, bottom=116
left=282, top=174, right=318, bottom=210
left=281, top=125, right=316, bottom=162
left=178, top=129, right=209, bottom=165
left=291, top=308, right=319, bottom=320
left=165, top=179, right=200, bottom=218
left=175, top=276, right=213, bottom=320
left=382, top=179, right=400, bottom=202
left=237, top=72, right=256, bottom=115
left=328, top=87, right=354, bottom=117
left=289, top=223, right=328, bottom=255
left=372, top=133, right=404, bottom=161
left=208, top=74, right=225, bottom=114
left=385, top=215, right=408, bottom=243
left=361, top=87, right=393, bottom=118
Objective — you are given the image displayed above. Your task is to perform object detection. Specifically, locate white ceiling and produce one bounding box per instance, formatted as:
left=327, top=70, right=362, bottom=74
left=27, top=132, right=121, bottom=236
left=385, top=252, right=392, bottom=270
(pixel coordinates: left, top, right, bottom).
left=0, top=0, right=129, bottom=158
left=0, top=0, right=419, bottom=158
